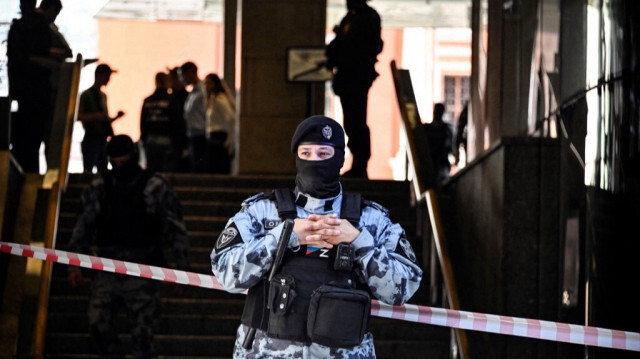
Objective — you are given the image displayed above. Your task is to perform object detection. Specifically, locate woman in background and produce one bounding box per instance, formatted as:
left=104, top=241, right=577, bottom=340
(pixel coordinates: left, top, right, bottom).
left=204, top=73, right=235, bottom=174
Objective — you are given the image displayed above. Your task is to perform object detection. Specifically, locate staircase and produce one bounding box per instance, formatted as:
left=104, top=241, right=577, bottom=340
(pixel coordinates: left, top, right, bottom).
left=45, top=173, right=451, bottom=358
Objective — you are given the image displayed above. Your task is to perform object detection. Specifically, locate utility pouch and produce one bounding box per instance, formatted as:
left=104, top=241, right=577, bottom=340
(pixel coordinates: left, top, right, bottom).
left=268, top=274, right=296, bottom=316
left=267, top=274, right=306, bottom=341
left=307, top=283, right=371, bottom=348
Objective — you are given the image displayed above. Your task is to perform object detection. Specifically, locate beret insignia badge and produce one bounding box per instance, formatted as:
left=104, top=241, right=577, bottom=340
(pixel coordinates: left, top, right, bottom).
left=322, top=125, right=332, bottom=140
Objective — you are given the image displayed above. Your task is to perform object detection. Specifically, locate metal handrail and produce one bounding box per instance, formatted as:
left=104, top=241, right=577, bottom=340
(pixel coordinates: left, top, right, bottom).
left=33, top=54, right=83, bottom=358
left=391, top=60, right=469, bottom=359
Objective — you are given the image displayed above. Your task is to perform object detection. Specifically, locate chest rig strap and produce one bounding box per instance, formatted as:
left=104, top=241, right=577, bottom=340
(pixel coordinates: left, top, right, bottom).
left=273, top=188, right=297, bottom=219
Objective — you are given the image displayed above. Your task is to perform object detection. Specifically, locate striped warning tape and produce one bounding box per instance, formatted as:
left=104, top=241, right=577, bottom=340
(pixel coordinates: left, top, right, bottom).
left=371, top=301, right=639, bottom=352
left=1, top=241, right=639, bottom=352
left=0, top=241, right=224, bottom=290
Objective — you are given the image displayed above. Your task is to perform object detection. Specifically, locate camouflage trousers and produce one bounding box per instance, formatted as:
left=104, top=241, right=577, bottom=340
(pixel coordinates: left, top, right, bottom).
left=233, top=324, right=377, bottom=358
left=88, top=271, right=160, bottom=359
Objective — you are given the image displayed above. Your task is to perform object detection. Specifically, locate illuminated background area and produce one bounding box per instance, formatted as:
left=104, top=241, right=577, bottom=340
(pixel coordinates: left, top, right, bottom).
left=1, top=0, right=471, bottom=177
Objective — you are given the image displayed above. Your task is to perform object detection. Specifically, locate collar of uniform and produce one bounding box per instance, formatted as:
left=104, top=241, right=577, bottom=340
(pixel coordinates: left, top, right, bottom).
left=294, top=189, right=342, bottom=214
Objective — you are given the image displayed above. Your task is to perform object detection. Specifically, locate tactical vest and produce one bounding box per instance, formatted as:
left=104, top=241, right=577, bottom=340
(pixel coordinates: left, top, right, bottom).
left=95, top=170, right=164, bottom=265
left=241, top=189, right=371, bottom=346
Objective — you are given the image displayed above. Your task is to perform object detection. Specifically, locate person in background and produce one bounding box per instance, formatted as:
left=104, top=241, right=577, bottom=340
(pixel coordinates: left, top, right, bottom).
left=167, top=67, right=190, bottom=172
left=77, top=63, right=125, bottom=173
left=204, top=73, right=235, bottom=174
left=67, top=134, right=190, bottom=359
left=140, top=71, right=181, bottom=172
left=7, top=0, right=53, bottom=173
left=38, top=0, right=73, bottom=156
left=180, top=61, right=208, bottom=173
left=325, top=0, right=383, bottom=179
left=423, top=102, right=454, bottom=182
left=41, top=0, right=73, bottom=64
left=211, top=115, right=422, bottom=358
left=454, top=102, right=468, bottom=167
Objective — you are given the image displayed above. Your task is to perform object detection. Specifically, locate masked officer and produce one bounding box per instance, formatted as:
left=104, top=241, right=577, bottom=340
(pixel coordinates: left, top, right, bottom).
left=67, top=134, right=190, bottom=359
left=210, top=115, right=422, bottom=358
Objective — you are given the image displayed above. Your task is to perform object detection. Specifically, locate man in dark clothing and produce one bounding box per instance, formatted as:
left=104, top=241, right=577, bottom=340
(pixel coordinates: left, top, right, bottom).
left=326, top=0, right=383, bottom=179
left=67, top=134, right=190, bottom=358
left=140, top=71, right=181, bottom=172
left=39, top=0, right=73, bottom=155
left=77, top=63, right=125, bottom=173
left=7, top=0, right=53, bottom=173
left=423, top=103, right=454, bottom=182
left=168, top=67, right=191, bottom=173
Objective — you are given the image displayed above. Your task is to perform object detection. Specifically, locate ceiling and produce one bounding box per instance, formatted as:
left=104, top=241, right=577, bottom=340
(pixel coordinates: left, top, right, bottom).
left=94, top=0, right=471, bottom=28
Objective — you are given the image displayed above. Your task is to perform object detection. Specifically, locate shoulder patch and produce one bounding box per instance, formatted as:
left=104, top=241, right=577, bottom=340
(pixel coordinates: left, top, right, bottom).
left=395, top=237, right=417, bottom=262
left=215, top=223, right=243, bottom=251
left=363, top=199, right=389, bottom=217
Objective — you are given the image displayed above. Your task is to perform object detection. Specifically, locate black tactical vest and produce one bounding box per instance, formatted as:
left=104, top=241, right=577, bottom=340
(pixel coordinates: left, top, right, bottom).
left=240, top=189, right=366, bottom=343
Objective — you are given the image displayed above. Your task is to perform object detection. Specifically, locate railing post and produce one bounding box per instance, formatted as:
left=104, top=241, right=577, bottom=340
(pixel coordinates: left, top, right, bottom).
left=391, top=60, right=469, bottom=359
left=32, top=54, right=83, bottom=358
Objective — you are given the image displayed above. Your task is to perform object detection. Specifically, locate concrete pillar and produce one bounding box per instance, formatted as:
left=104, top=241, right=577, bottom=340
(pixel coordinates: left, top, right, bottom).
left=236, top=0, right=327, bottom=175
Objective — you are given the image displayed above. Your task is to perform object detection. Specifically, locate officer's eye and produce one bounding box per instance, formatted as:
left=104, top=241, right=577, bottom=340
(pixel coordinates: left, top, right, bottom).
left=316, top=146, right=335, bottom=159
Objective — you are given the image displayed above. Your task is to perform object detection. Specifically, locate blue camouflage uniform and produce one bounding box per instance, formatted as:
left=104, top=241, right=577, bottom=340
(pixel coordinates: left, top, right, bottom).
left=211, top=187, right=422, bottom=359
left=68, top=171, right=190, bottom=358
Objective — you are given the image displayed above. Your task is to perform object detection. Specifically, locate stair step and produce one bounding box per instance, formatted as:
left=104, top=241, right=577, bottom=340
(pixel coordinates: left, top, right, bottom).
left=49, top=276, right=241, bottom=300
left=44, top=356, right=228, bottom=359
left=47, top=312, right=241, bottom=336
left=46, top=333, right=236, bottom=357
left=373, top=338, right=451, bottom=358
left=48, top=295, right=245, bottom=315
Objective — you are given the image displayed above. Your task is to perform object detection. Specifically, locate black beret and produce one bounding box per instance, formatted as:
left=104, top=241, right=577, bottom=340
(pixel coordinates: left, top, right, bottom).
left=290, top=115, right=345, bottom=153
left=106, top=134, right=135, bottom=158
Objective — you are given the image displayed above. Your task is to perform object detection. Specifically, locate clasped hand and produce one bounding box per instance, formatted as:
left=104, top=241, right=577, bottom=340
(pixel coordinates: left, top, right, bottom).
left=293, top=214, right=360, bottom=249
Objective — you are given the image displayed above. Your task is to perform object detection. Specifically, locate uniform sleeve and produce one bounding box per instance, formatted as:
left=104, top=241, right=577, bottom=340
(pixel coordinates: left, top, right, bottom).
left=209, top=199, right=286, bottom=294
left=350, top=205, right=423, bottom=306
left=67, top=180, right=101, bottom=258
left=148, top=175, right=191, bottom=271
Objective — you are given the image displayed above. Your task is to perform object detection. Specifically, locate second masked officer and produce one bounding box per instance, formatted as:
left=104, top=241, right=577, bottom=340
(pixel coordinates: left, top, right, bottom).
left=210, top=115, right=422, bottom=358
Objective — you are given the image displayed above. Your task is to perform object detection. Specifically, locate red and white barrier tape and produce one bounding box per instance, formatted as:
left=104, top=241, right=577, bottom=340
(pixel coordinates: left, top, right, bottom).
left=0, top=241, right=225, bottom=291
left=2, top=241, right=639, bottom=352
left=371, top=301, right=639, bottom=352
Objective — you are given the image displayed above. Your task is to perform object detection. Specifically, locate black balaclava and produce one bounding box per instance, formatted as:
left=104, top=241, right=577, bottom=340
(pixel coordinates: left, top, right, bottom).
left=296, top=148, right=345, bottom=198
left=291, top=116, right=346, bottom=199
left=106, top=134, right=142, bottom=184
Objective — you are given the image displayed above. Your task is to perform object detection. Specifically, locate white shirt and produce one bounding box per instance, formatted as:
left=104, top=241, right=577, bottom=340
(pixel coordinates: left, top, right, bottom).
left=183, top=81, right=207, bottom=137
